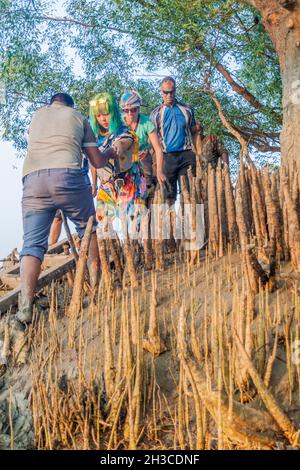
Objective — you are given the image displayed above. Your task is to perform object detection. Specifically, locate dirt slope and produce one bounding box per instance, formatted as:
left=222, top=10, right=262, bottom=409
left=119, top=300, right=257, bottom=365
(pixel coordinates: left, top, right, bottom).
left=0, top=250, right=299, bottom=450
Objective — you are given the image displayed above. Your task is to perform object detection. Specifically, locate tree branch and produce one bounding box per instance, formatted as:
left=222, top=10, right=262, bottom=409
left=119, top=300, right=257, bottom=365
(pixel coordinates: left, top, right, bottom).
left=223, top=128, right=280, bottom=153
left=253, top=143, right=281, bottom=152
left=192, top=42, right=281, bottom=123
left=213, top=61, right=281, bottom=123
left=236, top=126, right=280, bottom=140
left=6, top=90, right=47, bottom=106
left=204, top=85, right=254, bottom=165
left=238, top=0, right=256, bottom=6
left=278, top=0, right=297, bottom=11
left=202, top=80, right=280, bottom=155
left=235, top=126, right=281, bottom=152
left=1, top=9, right=134, bottom=35
left=38, top=15, right=127, bottom=32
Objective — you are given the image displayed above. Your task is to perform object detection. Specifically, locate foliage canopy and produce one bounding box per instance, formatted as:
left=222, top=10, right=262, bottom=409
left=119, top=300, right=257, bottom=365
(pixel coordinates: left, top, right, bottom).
left=0, top=0, right=281, bottom=166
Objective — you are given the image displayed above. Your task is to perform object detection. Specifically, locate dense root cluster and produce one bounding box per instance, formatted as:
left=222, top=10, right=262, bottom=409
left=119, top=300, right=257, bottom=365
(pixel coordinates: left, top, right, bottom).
left=1, top=159, right=300, bottom=449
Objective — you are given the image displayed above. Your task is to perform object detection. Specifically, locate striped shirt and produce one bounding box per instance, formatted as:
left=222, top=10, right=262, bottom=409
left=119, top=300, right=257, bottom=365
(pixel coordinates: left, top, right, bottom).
left=151, top=101, right=196, bottom=153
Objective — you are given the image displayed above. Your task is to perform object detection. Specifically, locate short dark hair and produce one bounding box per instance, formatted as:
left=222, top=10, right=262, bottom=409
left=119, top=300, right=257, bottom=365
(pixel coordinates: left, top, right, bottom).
left=50, top=93, right=74, bottom=107
left=160, top=76, right=176, bottom=87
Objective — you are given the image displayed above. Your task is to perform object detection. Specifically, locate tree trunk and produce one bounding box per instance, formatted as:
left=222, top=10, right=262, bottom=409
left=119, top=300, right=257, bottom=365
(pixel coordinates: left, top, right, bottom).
left=246, top=0, right=300, bottom=165
left=280, top=23, right=300, bottom=166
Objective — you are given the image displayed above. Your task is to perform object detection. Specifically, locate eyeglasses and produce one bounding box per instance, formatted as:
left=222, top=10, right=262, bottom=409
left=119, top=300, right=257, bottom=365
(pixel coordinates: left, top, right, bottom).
left=123, top=107, right=139, bottom=114
left=162, top=90, right=175, bottom=95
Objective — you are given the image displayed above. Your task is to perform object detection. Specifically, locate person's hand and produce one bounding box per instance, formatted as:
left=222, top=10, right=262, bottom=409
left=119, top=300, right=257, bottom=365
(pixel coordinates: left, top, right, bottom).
left=138, top=150, right=148, bottom=161
left=194, top=122, right=203, bottom=133
left=208, top=135, right=218, bottom=144
left=103, top=146, right=119, bottom=160
left=92, top=184, right=98, bottom=198
left=157, top=168, right=166, bottom=185
left=112, top=137, right=132, bottom=154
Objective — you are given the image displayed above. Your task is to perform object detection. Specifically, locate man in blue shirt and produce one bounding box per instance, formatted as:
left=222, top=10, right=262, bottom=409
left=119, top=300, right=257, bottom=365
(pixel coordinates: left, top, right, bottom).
left=151, top=76, right=201, bottom=204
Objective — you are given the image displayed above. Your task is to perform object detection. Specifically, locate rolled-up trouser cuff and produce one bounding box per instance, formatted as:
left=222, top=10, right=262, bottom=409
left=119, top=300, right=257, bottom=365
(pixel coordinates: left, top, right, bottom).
left=20, top=248, right=45, bottom=263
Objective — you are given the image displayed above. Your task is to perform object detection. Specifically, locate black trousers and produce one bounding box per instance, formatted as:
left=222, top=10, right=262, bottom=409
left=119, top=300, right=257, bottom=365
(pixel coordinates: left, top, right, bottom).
left=162, top=150, right=196, bottom=202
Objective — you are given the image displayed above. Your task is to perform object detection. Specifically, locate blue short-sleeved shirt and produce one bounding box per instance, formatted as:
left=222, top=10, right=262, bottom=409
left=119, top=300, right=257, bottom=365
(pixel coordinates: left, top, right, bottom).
left=151, top=102, right=196, bottom=153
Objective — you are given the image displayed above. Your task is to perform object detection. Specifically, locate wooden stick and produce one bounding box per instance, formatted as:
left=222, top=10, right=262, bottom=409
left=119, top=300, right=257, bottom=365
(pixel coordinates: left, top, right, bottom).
left=235, top=331, right=299, bottom=445
left=250, top=167, right=267, bottom=261
left=61, top=211, right=79, bottom=262
left=216, top=160, right=225, bottom=257
left=98, top=238, right=112, bottom=291
left=154, top=189, right=165, bottom=271
left=109, top=238, right=123, bottom=283
left=224, top=164, right=237, bottom=243
left=124, top=238, right=138, bottom=288
left=271, top=172, right=285, bottom=260
left=207, top=165, right=219, bottom=256
left=70, top=216, right=94, bottom=312
left=262, top=168, right=277, bottom=274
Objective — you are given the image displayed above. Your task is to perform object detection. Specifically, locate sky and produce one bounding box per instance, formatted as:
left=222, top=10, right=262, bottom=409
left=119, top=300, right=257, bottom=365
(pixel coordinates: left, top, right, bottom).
left=0, top=142, right=23, bottom=260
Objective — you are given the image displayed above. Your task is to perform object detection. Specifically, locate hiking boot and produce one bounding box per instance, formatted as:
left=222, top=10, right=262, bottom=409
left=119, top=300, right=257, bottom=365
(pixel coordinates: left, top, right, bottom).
left=16, top=299, right=33, bottom=325
left=10, top=316, right=26, bottom=332
left=167, top=238, right=177, bottom=253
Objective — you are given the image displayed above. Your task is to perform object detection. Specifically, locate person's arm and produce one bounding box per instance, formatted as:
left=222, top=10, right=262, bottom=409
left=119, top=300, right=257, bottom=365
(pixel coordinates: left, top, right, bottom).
left=217, top=138, right=229, bottom=166
left=83, top=146, right=117, bottom=169
left=191, top=127, right=202, bottom=156
left=82, top=118, right=118, bottom=169
left=221, top=151, right=229, bottom=166
left=90, top=164, right=98, bottom=197
left=189, top=107, right=202, bottom=154
left=148, top=130, right=166, bottom=185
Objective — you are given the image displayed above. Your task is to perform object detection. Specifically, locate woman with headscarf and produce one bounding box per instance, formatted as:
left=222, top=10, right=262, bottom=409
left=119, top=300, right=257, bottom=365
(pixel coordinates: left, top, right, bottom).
left=89, top=92, right=146, bottom=226
left=120, top=89, right=166, bottom=207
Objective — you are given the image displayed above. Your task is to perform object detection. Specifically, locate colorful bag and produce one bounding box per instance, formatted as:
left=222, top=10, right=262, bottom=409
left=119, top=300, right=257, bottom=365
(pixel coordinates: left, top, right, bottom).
left=96, top=129, right=146, bottom=223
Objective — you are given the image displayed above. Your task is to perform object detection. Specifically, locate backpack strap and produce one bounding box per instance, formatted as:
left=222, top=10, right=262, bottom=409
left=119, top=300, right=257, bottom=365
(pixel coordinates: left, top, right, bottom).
left=176, top=103, right=195, bottom=153
left=127, top=130, right=139, bottom=162
left=157, top=105, right=167, bottom=152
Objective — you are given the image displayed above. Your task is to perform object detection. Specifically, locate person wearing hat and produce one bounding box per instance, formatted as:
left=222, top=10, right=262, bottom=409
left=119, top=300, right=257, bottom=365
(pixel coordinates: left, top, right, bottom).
left=120, top=89, right=166, bottom=207
left=89, top=92, right=146, bottom=227
left=201, top=134, right=229, bottom=169
left=151, top=76, right=201, bottom=205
